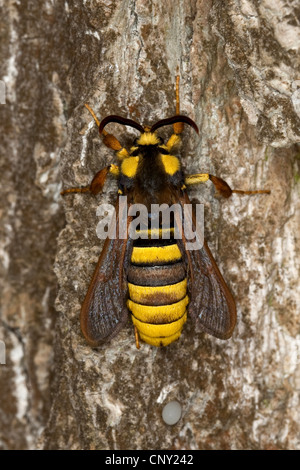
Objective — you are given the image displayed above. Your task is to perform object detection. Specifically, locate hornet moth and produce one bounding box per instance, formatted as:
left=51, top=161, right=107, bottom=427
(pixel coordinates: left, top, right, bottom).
left=62, top=77, right=270, bottom=348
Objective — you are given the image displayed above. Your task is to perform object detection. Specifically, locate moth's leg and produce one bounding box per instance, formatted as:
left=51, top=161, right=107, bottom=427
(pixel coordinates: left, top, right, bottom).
left=62, top=104, right=129, bottom=197
left=84, top=103, right=129, bottom=156
left=184, top=172, right=270, bottom=198
left=134, top=325, right=141, bottom=350
left=185, top=173, right=209, bottom=186
left=61, top=164, right=120, bottom=196
left=208, top=174, right=270, bottom=198
left=166, top=75, right=183, bottom=152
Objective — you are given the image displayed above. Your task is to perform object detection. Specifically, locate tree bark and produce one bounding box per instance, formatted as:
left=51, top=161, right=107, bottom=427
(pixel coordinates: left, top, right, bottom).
left=0, top=0, right=299, bottom=450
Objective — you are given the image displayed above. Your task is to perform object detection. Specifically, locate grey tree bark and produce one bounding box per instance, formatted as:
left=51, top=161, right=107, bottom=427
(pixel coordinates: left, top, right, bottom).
left=0, top=0, right=299, bottom=450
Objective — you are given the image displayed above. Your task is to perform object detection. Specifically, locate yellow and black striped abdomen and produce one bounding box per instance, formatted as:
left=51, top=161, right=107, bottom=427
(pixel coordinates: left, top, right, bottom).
left=127, top=235, right=188, bottom=346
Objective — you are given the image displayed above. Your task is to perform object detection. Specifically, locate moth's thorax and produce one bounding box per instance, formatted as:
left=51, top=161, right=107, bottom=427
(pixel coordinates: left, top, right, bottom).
left=118, top=132, right=183, bottom=208
left=120, top=133, right=181, bottom=179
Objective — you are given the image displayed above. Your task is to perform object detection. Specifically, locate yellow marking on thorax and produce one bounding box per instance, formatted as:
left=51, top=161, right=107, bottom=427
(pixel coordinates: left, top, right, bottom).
left=131, top=244, right=182, bottom=264
left=166, top=134, right=181, bottom=152
left=137, top=133, right=160, bottom=146
left=161, top=154, right=180, bottom=176
left=109, top=164, right=120, bottom=176
left=121, top=156, right=139, bottom=178
left=159, top=144, right=169, bottom=151
left=116, top=148, right=130, bottom=159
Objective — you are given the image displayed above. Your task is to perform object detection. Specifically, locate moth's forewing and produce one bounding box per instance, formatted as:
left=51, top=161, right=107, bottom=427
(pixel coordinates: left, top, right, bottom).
left=80, top=197, right=132, bottom=346
left=177, top=192, right=236, bottom=339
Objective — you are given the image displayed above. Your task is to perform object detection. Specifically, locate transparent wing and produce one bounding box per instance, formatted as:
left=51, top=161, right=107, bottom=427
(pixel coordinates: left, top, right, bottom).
left=177, top=192, right=236, bottom=339
left=80, top=197, right=132, bottom=346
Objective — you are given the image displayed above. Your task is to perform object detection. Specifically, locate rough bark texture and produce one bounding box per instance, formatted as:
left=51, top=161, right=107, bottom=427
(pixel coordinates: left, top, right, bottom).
left=0, top=0, right=299, bottom=450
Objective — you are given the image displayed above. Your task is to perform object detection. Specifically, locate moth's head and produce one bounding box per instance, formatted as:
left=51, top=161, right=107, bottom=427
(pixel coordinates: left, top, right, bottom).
left=99, top=115, right=199, bottom=150
left=134, top=132, right=163, bottom=147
